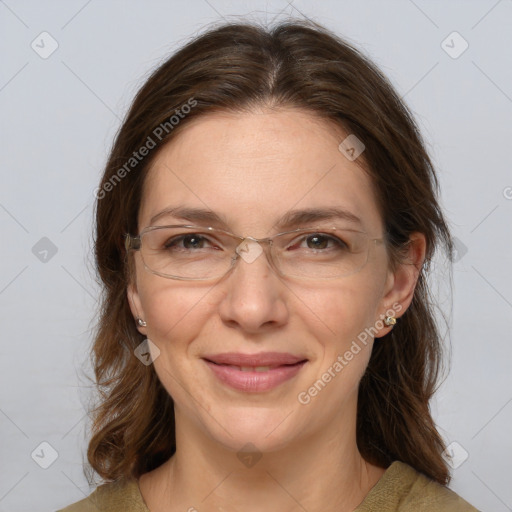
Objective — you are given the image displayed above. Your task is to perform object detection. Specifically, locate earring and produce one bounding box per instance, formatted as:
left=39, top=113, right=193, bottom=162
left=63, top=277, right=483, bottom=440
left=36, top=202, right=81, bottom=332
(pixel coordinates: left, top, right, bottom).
left=136, top=318, right=147, bottom=327
left=384, top=316, right=397, bottom=327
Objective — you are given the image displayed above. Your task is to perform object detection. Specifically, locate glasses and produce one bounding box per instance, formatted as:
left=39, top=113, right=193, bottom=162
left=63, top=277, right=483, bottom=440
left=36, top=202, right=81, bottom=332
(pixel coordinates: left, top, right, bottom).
left=124, top=225, right=385, bottom=281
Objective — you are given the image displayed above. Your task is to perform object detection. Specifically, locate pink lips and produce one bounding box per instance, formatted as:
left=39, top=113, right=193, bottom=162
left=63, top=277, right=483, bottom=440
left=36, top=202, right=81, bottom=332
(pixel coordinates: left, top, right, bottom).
left=202, top=352, right=308, bottom=392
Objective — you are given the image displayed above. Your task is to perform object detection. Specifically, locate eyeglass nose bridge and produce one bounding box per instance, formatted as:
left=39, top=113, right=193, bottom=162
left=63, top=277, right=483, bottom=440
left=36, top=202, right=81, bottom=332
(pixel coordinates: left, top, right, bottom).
left=232, top=235, right=279, bottom=271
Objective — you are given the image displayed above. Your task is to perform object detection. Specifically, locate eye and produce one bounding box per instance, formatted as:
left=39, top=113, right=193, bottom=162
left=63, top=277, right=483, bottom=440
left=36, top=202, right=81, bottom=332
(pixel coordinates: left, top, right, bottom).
left=292, top=233, right=348, bottom=251
left=164, top=234, right=216, bottom=250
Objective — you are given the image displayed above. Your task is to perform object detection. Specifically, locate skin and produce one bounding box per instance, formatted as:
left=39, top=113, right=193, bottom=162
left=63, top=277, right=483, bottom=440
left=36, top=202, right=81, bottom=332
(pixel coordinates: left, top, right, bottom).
left=128, top=107, right=426, bottom=512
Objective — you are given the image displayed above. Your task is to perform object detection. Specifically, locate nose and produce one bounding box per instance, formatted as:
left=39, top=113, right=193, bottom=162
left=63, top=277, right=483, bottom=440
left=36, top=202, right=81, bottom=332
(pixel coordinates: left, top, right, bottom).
left=217, top=241, right=289, bottom=334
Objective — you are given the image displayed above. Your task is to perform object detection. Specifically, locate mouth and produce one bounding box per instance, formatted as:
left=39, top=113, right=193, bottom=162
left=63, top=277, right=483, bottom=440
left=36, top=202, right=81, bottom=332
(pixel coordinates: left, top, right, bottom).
left=202, top=353, right=308, bottom=392
left=210, top=364, right=292, bottom=372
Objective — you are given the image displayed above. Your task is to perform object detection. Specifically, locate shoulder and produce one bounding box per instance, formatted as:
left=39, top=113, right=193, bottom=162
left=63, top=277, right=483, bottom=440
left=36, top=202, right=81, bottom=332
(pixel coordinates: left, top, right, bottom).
left=57, top=478, right=149, bottom=512
left=356, top=461, right=480, bottom=512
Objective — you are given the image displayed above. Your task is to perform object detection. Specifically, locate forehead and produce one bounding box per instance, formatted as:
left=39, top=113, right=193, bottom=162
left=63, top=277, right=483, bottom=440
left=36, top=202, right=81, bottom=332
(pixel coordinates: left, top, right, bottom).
left=139, top=108, right=383, bottom=236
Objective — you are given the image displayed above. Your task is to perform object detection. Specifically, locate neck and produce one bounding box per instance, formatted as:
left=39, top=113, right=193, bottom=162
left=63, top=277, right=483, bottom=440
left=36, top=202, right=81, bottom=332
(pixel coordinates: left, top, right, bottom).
left=139, top=403, right=385, bottom=512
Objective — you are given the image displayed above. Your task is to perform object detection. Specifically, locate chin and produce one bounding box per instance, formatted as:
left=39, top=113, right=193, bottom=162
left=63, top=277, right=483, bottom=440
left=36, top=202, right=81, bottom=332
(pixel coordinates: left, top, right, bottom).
left=202, top=405, right=300, bottom=454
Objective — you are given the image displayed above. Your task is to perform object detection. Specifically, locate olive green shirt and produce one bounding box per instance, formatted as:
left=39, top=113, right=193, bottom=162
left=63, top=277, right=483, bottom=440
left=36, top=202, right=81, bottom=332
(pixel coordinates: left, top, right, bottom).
left=57, top=461, right=479, bottom=511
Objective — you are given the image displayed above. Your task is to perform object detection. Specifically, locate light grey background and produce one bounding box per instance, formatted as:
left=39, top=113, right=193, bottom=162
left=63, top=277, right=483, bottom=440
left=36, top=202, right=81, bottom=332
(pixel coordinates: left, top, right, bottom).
left=1, top=1, right=511, bottom=511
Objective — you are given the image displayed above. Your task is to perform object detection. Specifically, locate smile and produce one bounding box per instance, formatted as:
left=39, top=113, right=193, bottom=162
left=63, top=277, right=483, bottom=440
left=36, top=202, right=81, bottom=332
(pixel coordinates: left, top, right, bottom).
left=202, top=355, right=308, bottom=392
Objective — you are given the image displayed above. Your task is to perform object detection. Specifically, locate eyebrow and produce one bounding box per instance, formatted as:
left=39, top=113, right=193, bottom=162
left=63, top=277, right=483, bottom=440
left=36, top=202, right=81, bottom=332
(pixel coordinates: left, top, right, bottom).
left=149, top=205, right=363, bottom=231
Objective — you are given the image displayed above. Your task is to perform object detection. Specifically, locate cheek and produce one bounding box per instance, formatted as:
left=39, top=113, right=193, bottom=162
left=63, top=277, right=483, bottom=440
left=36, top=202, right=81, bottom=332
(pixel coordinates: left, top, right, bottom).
left=293, top=275, right=383, bottom=344
left=138, top=277, right=213, bottom=350
left=137, top=279, right=215, bottom=404
left=299, top=282, right=383, bottom=404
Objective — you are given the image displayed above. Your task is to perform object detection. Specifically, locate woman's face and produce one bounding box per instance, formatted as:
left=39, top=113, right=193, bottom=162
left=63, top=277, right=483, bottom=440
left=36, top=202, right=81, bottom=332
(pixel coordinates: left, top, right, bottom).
left=129, top=108, right=418, bottom=454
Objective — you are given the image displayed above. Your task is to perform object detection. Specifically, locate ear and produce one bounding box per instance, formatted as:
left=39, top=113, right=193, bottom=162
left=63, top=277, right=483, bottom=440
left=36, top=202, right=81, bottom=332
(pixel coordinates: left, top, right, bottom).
left=127, top=280, right=147, bottom=336
left=374, top=232, right=427, bottom=338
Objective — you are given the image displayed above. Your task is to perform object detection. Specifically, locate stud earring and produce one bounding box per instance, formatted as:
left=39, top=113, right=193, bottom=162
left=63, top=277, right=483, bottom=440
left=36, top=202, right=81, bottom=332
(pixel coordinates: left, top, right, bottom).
left=384, top=316, right=396, bottom=327
left=136, top=318, right=147, bottom=327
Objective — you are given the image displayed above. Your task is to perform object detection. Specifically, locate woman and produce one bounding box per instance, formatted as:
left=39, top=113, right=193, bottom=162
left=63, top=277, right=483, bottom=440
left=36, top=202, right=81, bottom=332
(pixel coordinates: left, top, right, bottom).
left=59, top=19, right=478, bottom=512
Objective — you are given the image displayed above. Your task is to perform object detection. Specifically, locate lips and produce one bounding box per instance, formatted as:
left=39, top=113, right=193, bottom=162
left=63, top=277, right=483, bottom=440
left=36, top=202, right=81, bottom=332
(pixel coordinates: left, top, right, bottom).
left=202, top=352, right=308, bottom=392
left=202, top=352, right=307, bottom=367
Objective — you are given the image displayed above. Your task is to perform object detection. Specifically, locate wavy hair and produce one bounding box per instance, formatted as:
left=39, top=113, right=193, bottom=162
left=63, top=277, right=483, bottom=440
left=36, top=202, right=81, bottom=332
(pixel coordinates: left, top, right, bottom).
left=88, top=19, right=454, bottom=485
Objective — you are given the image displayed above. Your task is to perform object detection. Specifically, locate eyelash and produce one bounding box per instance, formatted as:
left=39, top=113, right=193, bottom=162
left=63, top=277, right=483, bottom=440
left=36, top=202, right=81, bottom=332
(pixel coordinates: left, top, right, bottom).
left=164, top=233, right=348, bottom=251
left=292, top=234, right=348, bottom=251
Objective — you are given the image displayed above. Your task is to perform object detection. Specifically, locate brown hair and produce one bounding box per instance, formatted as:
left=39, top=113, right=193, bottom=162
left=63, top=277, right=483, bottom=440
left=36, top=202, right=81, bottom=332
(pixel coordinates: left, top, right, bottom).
left=88, top=19, right=454, bottom=485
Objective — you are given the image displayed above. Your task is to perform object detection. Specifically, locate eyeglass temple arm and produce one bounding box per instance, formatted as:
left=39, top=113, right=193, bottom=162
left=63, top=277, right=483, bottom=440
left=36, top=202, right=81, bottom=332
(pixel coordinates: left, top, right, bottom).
left=124, top=234, right=141, bottom=251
